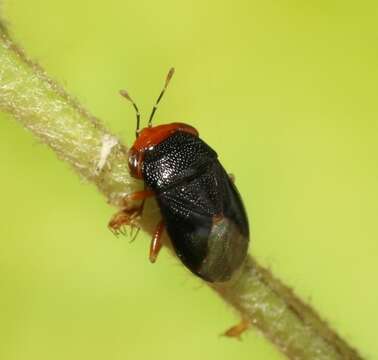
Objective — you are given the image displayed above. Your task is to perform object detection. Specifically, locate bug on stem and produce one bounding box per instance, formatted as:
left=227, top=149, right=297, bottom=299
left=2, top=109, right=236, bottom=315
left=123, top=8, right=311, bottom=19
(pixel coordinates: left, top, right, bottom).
left=109, top=68, right=250, bottom=283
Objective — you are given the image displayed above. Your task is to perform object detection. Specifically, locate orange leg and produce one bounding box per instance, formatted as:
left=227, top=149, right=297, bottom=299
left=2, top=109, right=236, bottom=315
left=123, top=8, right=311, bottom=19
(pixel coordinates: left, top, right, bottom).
left=121, top=189, right=154, bottom=206
left=108, top=190, right=155, bottom=235
left=108, top=206, right=140, bottom=235
left=223, top=318, right=250, bottom=339
left=149, top=220, right=165, bottom=263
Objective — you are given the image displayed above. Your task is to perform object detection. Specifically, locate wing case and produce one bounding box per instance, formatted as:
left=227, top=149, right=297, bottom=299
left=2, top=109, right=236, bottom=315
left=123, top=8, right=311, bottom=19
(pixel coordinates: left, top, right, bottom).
left=142, top=131, right=249, bottom=282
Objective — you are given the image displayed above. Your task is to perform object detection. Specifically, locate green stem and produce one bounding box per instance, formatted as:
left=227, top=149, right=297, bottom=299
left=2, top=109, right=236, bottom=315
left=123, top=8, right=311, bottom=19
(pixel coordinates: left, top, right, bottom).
left=0, top=24, right=136, bottom=207
left=0, top=24, right=363, bottom=360
left=212, top=258, right=362, bottom=359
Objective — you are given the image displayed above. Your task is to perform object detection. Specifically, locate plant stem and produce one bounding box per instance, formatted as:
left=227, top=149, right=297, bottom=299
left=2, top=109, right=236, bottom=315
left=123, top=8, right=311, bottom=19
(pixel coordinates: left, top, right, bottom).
left=212, top=258, right=362, bottom=359
left=0, top=24, right=136, bottom=207
left=0, top=24, right=363, bottom=360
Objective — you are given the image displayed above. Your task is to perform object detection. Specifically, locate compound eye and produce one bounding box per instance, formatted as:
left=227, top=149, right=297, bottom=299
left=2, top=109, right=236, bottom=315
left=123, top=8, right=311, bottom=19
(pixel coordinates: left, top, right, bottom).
left=128, top=148, right=143, bottom=178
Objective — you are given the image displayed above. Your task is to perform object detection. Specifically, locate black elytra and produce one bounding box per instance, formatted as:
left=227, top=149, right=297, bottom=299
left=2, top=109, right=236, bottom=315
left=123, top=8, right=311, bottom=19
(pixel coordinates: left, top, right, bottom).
left=142, top=131, right=250, bottom=282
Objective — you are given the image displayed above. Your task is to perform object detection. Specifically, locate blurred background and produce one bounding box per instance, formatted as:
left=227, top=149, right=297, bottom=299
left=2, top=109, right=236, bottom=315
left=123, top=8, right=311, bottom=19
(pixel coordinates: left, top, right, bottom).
left=1, top=1, right=377, bottom=359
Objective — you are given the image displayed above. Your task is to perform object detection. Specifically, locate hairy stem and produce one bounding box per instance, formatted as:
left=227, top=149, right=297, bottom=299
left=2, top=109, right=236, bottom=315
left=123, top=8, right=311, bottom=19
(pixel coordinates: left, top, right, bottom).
left=0, top=24, right=136, bottom=207
left=0, top=24, right=362, bottom=360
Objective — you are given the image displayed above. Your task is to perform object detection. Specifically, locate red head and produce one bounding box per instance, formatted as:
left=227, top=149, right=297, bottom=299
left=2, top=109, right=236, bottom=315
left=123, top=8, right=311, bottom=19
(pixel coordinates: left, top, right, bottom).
left=120, top=69, right=199, bottom=179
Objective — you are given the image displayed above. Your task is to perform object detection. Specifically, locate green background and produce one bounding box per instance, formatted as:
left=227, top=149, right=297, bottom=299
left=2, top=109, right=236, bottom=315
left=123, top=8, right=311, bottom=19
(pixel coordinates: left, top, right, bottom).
left=1, top=1, right=377, bottom=359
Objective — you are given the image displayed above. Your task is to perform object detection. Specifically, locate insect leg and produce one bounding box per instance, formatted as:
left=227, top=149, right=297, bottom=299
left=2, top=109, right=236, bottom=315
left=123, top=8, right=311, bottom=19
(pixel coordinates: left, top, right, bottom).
left=124, top=188, right=154, bottom=231
left=149, top=220, right=165, bottom=263
left=108, top=206, right=141, bottom=235
left=122, top=189, right=154, bottom=207
left=108, top=190, right=155, bottom=235
left=223, top=318, right=250, bottom=339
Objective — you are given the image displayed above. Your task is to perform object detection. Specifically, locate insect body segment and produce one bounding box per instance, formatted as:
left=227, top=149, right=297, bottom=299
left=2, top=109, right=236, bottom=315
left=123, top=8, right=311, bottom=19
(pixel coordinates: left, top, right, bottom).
left=109, top=68, right=250, bottom=283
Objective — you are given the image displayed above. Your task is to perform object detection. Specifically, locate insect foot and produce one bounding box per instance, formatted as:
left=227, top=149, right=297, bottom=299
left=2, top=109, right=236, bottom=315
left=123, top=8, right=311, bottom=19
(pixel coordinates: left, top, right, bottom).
left=108, top=206, right=141, bottom=236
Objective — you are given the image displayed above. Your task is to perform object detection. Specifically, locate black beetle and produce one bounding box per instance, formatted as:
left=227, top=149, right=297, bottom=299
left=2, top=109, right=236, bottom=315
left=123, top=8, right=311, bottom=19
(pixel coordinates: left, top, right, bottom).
left=109, top=68, right=249, bottom=283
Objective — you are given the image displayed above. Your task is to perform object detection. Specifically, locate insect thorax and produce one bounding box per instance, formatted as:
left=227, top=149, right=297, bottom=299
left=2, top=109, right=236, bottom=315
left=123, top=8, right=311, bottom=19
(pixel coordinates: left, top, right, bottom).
left=142, top=131, right=217, bottom=191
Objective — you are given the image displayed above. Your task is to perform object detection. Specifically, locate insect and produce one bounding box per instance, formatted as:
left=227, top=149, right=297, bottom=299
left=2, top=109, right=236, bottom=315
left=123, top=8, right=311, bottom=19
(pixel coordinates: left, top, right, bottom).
left=109, top=68, right=249, bottom=283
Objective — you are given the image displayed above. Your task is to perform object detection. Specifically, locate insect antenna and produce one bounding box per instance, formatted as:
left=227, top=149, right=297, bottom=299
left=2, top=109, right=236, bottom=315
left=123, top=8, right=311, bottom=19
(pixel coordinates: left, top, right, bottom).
left=119, top=89, right=141, bottom=138
left=148, top=67, right=175, bottom=127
